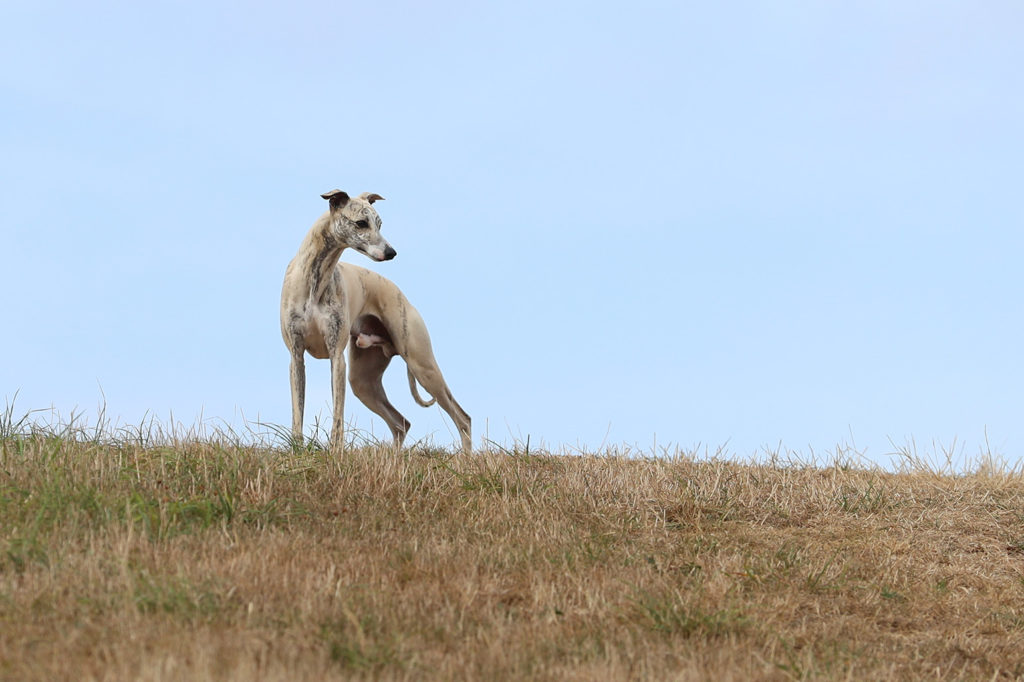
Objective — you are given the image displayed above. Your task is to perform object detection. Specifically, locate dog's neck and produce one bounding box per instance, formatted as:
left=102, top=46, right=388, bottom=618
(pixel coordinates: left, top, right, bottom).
left=299, top=215, right=350, bottom=306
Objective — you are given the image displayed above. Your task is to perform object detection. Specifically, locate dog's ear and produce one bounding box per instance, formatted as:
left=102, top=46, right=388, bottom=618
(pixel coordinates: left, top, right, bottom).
left=321, top=190, right=350, bottom=211
left=362, top=193, right=385, bottom=204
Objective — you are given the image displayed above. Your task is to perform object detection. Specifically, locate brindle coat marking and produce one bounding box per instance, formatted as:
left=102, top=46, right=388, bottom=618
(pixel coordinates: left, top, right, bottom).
left=280, top=191, right=472, bottom=451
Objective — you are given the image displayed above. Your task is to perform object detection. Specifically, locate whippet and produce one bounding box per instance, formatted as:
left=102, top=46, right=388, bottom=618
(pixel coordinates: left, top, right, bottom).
left=280, top=190, right=472, bottom=452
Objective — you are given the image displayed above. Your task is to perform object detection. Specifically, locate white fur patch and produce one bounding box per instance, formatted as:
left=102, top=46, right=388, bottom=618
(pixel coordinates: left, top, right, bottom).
left=356, top=333, right=386, bottom=348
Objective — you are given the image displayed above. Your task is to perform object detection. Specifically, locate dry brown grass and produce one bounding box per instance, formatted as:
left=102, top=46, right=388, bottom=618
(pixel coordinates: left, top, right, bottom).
left=1, top=420, right=1023, bottom=680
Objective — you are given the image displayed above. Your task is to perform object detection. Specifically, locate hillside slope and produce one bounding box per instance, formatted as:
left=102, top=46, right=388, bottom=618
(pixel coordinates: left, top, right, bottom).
left=1, top=430, right=1023, bottom=680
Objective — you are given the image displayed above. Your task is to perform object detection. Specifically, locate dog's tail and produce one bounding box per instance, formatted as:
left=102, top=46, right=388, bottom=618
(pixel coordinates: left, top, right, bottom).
left=407, top=366, right=436, bottom=407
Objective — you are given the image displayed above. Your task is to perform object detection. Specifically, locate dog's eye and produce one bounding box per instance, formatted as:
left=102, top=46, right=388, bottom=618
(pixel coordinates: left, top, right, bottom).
left=355, top=220, right=370, bottom=230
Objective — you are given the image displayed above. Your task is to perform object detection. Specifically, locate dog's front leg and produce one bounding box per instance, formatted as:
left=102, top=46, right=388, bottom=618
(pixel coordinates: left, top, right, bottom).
left=325, top=311, right=348, bottom=453
left=289, top=350, right=306, bottom=446
left=329, top=350, right=346, bottom=452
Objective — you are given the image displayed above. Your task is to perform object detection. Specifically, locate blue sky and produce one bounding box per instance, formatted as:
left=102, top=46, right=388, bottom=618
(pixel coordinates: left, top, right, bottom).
left=2, top=2, right=1022, bottom=466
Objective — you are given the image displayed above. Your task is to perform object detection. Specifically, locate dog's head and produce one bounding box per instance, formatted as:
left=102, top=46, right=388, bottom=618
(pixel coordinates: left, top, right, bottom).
left=320, top=190, right=397, bottom=262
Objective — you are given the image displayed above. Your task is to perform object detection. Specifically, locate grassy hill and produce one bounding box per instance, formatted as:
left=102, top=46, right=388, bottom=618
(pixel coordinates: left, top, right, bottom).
left=1, top=418, right=1023, bottom=680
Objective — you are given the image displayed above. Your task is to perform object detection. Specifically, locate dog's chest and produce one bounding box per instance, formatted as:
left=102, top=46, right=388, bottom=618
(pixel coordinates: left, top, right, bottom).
left=301, top=304, right=346, bottom=360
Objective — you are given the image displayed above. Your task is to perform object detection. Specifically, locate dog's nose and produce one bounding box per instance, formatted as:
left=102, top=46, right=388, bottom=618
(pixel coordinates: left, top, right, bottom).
left=383, top=246, right=397, bottom=260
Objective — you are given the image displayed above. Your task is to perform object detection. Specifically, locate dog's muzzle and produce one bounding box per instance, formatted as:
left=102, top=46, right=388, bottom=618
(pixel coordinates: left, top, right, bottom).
left=383, top=245, right=397, bottom=261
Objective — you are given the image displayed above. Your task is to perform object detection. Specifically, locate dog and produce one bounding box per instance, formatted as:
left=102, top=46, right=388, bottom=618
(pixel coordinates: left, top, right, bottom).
left=279, top=190, right=472, bottom=452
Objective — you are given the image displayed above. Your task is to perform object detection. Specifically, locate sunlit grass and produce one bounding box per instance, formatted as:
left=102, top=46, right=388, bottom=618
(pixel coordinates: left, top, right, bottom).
left=1, top=403, right=1023, bottom=680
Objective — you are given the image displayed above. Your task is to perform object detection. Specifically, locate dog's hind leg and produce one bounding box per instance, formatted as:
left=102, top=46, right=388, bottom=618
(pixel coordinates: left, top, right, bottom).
left=348, top=344, right=411, bottom=447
